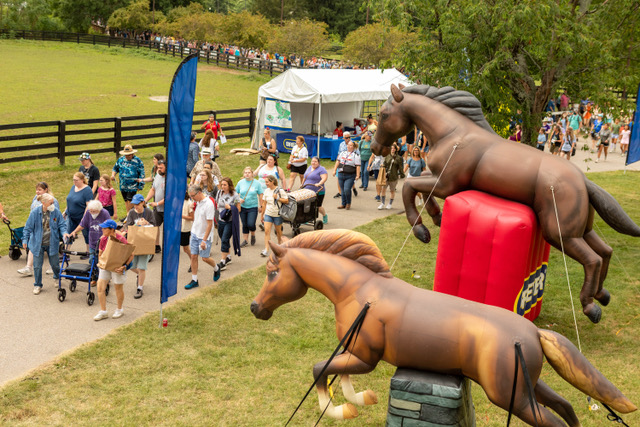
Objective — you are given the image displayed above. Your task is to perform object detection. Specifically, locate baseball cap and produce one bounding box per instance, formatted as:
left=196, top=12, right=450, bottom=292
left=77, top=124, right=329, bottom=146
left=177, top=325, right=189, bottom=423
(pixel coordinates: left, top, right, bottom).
left=131, top=194, right=145, bottom=205
left=99, top=219, right=118, bottom=229
left=79, top=152, right=91, bottom=160
left=343, top=131, right=351, bottom=138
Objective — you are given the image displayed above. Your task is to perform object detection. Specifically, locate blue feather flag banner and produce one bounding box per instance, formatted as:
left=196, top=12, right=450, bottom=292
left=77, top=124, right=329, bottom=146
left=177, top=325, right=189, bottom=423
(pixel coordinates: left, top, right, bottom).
left=264, top=98, right=292, bottom=130
left=161, top=54, right=198, bottom=303
left=626, top=84, right=640, bottom=166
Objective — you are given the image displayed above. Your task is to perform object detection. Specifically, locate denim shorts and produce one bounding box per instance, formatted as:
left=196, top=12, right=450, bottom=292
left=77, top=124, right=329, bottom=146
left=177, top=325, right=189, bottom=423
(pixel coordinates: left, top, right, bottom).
left=190, top=235, right=212, bottom=258
left=264, top=214, right=283, bottom=226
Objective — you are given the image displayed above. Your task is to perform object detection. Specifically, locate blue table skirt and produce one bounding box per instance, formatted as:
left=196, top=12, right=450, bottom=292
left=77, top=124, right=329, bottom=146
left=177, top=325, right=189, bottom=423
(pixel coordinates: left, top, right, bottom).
left=276, top=132, right=361, bottom=161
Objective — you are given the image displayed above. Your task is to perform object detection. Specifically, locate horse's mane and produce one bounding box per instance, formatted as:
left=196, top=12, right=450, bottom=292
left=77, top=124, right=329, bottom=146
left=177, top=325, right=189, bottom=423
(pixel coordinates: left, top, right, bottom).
left=402, top=85, right=497, bottom=135
left=278, top=229, right=392, bottom=278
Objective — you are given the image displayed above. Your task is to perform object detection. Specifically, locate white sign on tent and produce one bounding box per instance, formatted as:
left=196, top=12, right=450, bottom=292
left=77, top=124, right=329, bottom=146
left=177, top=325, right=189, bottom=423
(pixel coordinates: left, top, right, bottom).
left=264, top=98, right=292, bottom=130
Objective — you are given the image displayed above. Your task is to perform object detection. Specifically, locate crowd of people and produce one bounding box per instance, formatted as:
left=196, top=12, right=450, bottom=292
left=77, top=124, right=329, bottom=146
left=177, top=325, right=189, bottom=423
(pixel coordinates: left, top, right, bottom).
left=4, top=101, right=633, bottom=320
left=112, top=30, right=366, bottom=70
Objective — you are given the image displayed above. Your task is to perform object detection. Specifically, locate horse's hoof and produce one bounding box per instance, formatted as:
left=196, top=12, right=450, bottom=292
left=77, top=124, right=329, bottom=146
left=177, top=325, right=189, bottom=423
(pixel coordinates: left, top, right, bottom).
left=413, top=224, right=431, bottom=243
left=595, top=289, right=611, bottom=306
left=433, top=213, right=442, bottom=227
left=363, top=389, right=378, bottom=405
left=342, top=403, right=358, bottom=419
left=584, top=304, right=602, bottom=324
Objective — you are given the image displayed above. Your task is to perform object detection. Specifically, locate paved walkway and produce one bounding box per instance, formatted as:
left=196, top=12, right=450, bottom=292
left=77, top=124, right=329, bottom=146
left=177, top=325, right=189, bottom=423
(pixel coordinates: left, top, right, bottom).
left=0, top=143, right=637, bottom=387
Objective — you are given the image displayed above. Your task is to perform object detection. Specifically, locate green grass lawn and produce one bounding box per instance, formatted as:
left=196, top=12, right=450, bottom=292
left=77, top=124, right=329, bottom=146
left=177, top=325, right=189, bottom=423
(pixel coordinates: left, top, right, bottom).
left=1, top=171, right=639, bottom=426
left=0, top=39, right=274, bottom=255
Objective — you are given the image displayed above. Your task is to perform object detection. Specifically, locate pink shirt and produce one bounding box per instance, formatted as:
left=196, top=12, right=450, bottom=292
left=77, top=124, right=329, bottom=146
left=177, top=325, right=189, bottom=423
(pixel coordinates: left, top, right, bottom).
left=99, top=233, right=127, bottom=252
left=97, top=187, right=116, bottom=207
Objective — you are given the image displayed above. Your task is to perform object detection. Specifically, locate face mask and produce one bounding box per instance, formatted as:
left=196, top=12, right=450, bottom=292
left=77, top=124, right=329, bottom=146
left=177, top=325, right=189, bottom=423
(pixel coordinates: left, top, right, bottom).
left=47, top=204, right=55, bottom=212
left=91, top=213, right=99, bottom=219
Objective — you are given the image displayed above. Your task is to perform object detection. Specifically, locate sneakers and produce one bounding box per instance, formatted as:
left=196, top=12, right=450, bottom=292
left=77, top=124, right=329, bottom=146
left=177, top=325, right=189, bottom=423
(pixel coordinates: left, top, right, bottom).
left=33, top=286, right=42, bottom=295
left=213, top=266, right=221, bottom=282
left=337, top=205, right=345, bottom=209
left=185, top=280, right=199, bottom=290
left=225, top=256, right=232, bottom=265
left=362, top=187, right=367, bottom=191
left=386, top=204, right=392, bottom=210
left=259, top=222, right=265, bottom=231
left=323, top=214, right=328, bottom=224
left=93, top=310, right=108, bottom=321
left=377, top=203, right=385, bottom=210
left=333, top=193, right=341, bottom=199
left=261, top=249, right=268, bottom=257
left=240, top=240, right=249, bottom=248
left=218, top=261, right=227, bottom=271
left=358, top=185, right=364, bottom=189
left=374, top=195, right=381, bottom=202
left=112, top=309, right=124, bottom=319
left=251, top=235, right=256, bottom=246
left=18, top=267, right=33, bottom=276
left=134, top=287, right=143, bottom=299
left=155, top=245, right=162, bottom=254
left=353, top=188, right=358, bottom=197
left=45, top=268, right=53, bottom=275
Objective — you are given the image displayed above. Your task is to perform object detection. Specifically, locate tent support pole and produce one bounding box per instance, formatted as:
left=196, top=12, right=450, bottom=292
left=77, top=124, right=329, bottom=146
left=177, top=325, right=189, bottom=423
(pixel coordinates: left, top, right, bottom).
left=318, top=96, right=322, bottom=158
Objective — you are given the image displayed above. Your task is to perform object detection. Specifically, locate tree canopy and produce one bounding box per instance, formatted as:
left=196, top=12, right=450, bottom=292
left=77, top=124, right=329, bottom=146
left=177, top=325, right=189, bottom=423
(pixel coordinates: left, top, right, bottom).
left=377, top=0, right=640, bottom=144
left=108, top=0, right=160, bottom=36
left=342, top=22, right=412, bottom=68
left=268, top=19, right=331, bottom=57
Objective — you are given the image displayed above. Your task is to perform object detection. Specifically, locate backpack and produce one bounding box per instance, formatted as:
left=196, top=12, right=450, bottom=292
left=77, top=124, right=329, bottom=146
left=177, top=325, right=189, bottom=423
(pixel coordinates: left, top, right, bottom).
left=275, top=187, right=297, bottom=222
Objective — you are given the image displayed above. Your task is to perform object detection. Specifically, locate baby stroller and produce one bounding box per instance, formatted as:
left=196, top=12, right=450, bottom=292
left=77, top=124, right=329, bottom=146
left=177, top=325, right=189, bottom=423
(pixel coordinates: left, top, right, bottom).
left=58, top=235, right=108, bottom=305
left=285, top=185, right=324, bottom=237
left=3, top=218, right=24, bottom=260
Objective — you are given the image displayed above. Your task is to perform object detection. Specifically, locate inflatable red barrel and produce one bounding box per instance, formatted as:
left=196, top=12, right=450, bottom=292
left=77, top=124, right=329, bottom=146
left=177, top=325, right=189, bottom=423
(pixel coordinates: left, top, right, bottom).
left=433, top=191, right=550, bottom=321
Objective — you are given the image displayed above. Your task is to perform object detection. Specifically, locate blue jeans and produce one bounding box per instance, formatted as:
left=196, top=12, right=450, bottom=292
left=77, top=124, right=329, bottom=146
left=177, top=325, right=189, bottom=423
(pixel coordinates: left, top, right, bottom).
left=361, top=160, right=370, bottom=189
left=338, top=173, right=356, bottom=206
left=239, top=206, right=258, bottom=234
left=218, top=220, right=233, bottom=253
left=33, top=245, right=60, bottom=287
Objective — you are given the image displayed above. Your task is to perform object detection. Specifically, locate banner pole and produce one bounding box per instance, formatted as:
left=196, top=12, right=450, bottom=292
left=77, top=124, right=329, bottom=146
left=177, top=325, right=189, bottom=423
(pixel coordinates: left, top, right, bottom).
left=159, top=304, right=163, bottom=328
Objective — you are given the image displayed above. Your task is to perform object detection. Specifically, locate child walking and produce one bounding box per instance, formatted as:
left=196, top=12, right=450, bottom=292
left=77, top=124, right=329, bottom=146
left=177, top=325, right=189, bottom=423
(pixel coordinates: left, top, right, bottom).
left=96, top=174, right=118, bottom=220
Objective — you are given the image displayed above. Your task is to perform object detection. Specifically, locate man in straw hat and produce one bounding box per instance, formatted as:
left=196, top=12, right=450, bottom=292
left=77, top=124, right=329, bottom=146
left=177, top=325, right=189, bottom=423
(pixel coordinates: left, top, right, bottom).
left=111, top=144, right=145, bottom=213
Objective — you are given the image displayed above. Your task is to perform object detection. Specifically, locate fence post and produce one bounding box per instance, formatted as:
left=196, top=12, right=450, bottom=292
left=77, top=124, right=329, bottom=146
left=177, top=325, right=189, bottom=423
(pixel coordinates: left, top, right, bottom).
left=216, top=51, right=219, bottom=66
left=163, top=114, right=169, bottom=148
left=207, top=50, right=210, bottom=64
left=108, top=37, right=111, bottom=47
left=114, top=117, right=122, bottom=160
left=269, top=61, right=273, bottom=77
left=249, top=108, right=256, bottom=141
left=93, top=35, right=95, bottom=45
left=226, top=54, right=229, bottom=68
left=58, top=121, right=66, bottom=166
left=77, top=33, right=79, bottom=44
left=258, top=60, right=262, bottom=74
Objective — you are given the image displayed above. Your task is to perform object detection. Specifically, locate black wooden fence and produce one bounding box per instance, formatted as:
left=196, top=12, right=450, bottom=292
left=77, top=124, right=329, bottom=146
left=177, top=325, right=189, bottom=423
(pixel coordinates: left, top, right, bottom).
left=0, top=29, right=289, bottom=76
left=0, top=108, right=256, bottom=165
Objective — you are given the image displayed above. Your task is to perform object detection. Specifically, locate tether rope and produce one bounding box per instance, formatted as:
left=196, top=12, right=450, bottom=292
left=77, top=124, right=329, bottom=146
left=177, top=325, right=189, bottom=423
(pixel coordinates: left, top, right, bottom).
left=389, top=143, right=459, bottom=272
left=550, top=186, right=582, bottom=353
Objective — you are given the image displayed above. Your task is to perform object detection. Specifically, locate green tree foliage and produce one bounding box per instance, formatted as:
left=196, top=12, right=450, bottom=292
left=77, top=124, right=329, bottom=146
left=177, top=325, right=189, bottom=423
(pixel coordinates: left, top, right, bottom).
left=250, top=0, right=308, bottom=25
left=304, top=0, right=366, bottom=38
left=51, top=0, right=130, bottom=32
left=342, top=22, right=413, bottom=67
left=268, top=18, right=330, bottom=57
left=378, top=0, right=640, bottom=144
left=109, top=0, right=161, bottom=36
left=1, top=0, right=65, bottom=30
left=215, top=10, right=272, bottom=47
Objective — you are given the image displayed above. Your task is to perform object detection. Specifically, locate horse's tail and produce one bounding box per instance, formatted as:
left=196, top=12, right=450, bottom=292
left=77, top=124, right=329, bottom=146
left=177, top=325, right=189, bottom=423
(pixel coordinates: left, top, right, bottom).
left=538, top=329, right=637, bottom=413
left=585, top=178, right=640, bottom=236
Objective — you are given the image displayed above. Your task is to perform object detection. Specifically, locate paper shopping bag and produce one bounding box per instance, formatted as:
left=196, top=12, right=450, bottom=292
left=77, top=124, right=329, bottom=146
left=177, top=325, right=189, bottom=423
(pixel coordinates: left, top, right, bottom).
left=97, top=236, right=136, bottom=272
left=128, top=225, right=158, bottom=255
left=376, top=166, right=387, bottom=186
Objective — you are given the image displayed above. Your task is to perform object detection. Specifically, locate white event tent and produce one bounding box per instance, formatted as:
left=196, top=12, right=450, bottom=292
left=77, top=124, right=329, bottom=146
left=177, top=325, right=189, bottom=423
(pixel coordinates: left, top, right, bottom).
left=251, top=68, right=412, bottom=155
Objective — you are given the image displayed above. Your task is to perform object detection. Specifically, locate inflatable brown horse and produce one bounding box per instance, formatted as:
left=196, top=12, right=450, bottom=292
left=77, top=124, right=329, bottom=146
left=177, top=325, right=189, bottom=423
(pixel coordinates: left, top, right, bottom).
left=251, top=230, right=636, bottom=426
left=370, top=84, right=640, bottom=323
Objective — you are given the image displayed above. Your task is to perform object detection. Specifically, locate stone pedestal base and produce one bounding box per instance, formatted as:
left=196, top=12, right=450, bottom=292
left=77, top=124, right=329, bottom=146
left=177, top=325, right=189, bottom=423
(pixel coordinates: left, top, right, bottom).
left=386, top=368, right=475, bottom=427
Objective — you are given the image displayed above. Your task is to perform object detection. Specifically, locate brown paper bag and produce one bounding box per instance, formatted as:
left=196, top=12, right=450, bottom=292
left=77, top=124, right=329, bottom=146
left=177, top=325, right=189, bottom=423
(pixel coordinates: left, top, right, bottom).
left=97, top=236, right=136, bottom=272
left=128, top=226, right=158, bottom=255
left=376, top=166, right=387, bottom=186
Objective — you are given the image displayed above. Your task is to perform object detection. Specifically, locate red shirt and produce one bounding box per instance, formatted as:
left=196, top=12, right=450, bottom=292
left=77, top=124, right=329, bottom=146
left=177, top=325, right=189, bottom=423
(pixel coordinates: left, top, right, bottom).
left=202, top=120, right=221, bottom=139
left=333, top=128, right=343, bottom=137
left=99, top=232, right=128, bottom=252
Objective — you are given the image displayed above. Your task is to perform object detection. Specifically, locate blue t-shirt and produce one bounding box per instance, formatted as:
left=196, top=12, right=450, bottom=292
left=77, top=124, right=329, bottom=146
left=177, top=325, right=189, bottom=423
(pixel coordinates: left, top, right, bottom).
left=303, top=165, right=328, bottom=194
left=406, top=158, right=426, bottom=177
left=66, top=186, right=94, bottom=221
left=236, top=178, right=264, bottom=209
left=537, top=134, right=547, bottom=144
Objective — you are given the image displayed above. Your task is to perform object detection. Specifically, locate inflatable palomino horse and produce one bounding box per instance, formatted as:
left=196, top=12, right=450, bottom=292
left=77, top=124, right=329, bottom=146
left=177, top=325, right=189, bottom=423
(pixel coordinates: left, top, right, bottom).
left=250, top=230, right=636, bottom=426
left=370, top=84, right=640, bottom=323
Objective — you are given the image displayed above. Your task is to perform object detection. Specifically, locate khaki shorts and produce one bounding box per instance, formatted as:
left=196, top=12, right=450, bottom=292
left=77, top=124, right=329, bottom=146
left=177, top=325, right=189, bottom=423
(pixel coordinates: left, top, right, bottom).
left=386, top=180, right=398, bottom=192
left=98, top=268, right=127, bottom=284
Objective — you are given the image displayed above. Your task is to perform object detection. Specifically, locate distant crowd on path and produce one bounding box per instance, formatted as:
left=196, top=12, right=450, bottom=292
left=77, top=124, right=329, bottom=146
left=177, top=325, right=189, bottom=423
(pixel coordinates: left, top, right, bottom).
left=111, top=30, right=370, bottom=70
left=507, top=91, right=634, bottom=163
